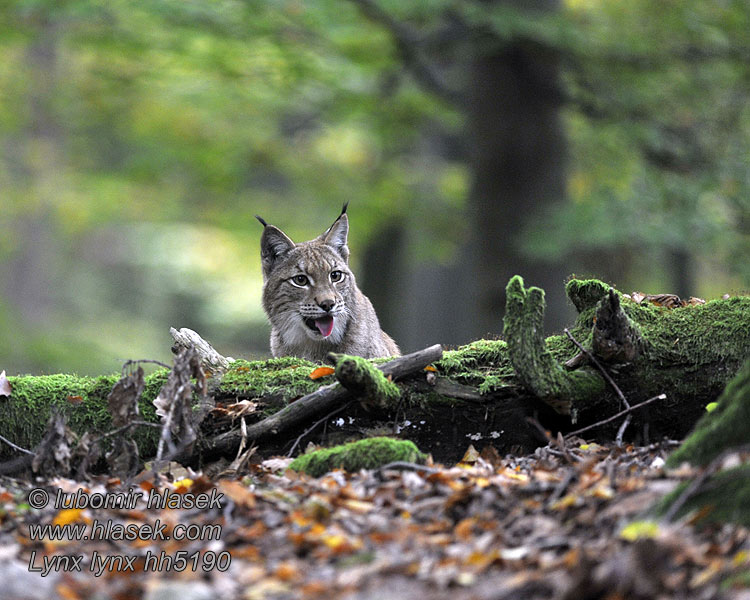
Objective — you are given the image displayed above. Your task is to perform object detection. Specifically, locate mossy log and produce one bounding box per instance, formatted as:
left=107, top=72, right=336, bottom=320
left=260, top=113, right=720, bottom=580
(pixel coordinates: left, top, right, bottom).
left=650, top=360, right=750, bottom=527
left=1, top=276, right=748, bottom=466
left=666, top=359, right=750, bottom=468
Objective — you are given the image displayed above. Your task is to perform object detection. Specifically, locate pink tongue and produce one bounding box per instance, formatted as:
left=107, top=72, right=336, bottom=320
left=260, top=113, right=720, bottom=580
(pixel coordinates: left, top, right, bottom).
left=314, top=316, right=334, bottom=337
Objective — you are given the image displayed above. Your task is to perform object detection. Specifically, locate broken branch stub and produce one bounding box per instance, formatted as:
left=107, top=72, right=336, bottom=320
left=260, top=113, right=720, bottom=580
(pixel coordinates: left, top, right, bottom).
left=328, top=353, right=400, bottom=409
left=593, top=289, right=645, bottom=363
left=169, top=327, right=233, bottom=375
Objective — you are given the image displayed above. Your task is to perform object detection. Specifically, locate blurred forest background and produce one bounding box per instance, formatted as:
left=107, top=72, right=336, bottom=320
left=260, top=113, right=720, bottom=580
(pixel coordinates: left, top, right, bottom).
left=1, top=0, right=749, bottom=375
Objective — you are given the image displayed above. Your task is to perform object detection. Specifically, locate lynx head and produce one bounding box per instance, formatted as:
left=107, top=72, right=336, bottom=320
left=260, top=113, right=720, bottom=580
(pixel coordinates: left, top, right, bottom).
left=257, top=203, right=354, bottom=346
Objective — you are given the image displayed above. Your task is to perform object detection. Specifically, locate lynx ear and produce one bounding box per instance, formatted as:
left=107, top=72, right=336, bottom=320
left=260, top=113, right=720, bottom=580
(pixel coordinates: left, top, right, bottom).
left=321, top=206, right=349, bottom=262
left=259, top=221, right=295, bottom=276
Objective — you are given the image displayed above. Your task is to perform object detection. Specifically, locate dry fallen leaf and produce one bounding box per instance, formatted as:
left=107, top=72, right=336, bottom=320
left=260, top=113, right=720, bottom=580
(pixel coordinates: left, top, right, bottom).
left=53, top=508, right=85, bottom=527
left=223, top=399, right=259, bottom=419
left=458, top=445, right=480, bottom=466
left=220, top=479, right=257, bottom=509
left=309, top=366, right=335, bottom=379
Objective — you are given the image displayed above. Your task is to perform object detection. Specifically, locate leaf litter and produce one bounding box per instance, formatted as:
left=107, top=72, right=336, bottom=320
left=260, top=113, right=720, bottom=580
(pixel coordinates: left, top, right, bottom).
left=1, top=436, right=749, bottom=599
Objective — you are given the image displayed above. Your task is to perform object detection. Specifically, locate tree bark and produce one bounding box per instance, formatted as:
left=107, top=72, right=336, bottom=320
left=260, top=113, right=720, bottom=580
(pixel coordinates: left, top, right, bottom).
left=465, top=1, right=572, bottom=337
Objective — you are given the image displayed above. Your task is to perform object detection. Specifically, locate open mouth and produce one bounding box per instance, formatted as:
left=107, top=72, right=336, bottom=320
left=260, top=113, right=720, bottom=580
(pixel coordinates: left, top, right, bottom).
left=304, top=315, right=334, bottom=338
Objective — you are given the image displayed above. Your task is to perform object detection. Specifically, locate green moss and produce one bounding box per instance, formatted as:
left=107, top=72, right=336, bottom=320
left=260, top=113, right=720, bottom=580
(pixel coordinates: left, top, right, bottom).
left=565, top=278, right=612, bottom=313
left=437, top=339, right=514, bottom=391
left=218, top=357, right=324, bottom=399
left=288, top=437, right=426, bottom=477
left=666, top=360, right=750, bottom=468
left=620, top=297, right=750, bottom=417
left=654, top=464, right=750, bottom=527
left=2, top=370, right=168, bottom=458
left=332, top=354, right=400, bottom=407
left=722, top=570, right=750, bottom=590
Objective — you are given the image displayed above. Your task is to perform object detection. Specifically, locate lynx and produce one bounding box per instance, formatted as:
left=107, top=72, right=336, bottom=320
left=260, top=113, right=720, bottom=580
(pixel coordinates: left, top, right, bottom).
left=257, top=204, right=400, bottom=362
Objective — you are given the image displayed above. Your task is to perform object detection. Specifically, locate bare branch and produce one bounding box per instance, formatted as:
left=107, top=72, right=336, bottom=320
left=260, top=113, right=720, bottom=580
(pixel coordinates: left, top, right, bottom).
left=347, top=0, right=466, bottom=107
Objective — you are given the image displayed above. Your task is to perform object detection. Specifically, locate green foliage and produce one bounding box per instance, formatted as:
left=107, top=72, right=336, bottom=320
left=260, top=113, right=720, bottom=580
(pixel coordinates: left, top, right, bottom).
left=1, top=0, right=748, bottom=375
left=516, top=1, right=750, bottom=290
left=0, top=0, right=463, bottom=374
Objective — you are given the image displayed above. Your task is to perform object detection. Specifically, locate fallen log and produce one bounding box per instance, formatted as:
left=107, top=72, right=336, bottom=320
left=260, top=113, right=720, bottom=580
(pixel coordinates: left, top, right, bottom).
left=0, top=276, right=748, bottom=467
left=189, top=345, right=443, bottom=462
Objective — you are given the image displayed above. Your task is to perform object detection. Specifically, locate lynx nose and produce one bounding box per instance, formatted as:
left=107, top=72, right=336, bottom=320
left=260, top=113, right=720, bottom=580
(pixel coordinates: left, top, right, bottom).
left=317, top=299, right=335, bottom=312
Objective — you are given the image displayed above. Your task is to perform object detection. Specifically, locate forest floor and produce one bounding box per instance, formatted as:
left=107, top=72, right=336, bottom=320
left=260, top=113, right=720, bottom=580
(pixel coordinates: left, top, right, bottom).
left=2, top=438, right=750, bottom=600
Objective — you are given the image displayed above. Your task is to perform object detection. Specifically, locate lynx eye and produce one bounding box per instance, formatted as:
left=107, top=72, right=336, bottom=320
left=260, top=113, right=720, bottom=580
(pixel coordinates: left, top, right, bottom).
left=330, top=270, right=343, bottom=283
left=290, top=274, right=309, bottom=287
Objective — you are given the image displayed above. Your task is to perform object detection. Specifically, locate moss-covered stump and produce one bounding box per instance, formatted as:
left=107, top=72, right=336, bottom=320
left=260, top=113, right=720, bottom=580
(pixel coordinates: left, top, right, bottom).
left=288, top=437, right=426, bottom=477
left=0, top=371, right=168, bottom=459
left=666, top=360, right=750, bottom=468
left=503, top=276, right=605, bottom=414
left=498, top=275, right=750, bottom=437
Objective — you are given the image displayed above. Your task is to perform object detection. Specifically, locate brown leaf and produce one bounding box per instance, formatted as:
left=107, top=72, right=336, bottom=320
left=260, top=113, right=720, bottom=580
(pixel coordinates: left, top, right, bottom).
left=479, top=444, right=502, bottom=468
left=646, top=293, right=683, bottom=308
left=219, top=479, right=257, bottom=509
left=309, top=366, right=335, bottom=379
left=32, top=410, right=76, bottom=476
left=0, top=370, right=11, bottom=397
left=459, top=444, right=480, bottom=466
left=67, top=395, right=84, bottom=405
left=108, top=367, right=144, bottom=427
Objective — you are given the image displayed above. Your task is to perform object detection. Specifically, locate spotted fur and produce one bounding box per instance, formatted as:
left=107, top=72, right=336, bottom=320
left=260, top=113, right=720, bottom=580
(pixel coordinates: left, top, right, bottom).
left=258, top=207, right=400, bottom=361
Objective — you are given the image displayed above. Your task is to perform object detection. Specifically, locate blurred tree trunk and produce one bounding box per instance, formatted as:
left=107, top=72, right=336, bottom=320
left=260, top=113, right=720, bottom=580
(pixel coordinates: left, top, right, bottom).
left=358, top=222, right=406, bottom=343
left=464, top=5, right=572, bottom=338
left=354, top=0, right=573, bottom=349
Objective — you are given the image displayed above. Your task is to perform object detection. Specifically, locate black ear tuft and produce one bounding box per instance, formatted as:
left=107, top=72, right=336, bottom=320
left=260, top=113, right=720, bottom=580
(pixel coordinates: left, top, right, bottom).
left=260, top=225, right=295, bottom=277
left=255, top=215, right=268, bottom=227
left=340, top=201, right=349, bottom=216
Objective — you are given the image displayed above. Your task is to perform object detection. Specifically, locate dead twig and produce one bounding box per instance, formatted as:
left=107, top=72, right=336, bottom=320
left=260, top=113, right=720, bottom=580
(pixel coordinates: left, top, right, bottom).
left=564, top=328, right=630, bottom=409
left=564, top=328, right=634, bottom=444
left=121, top=359, right=172, bottom=373
left=0, top=433, right=33, bottom=455
left=564, top=393, right=667, bottom=440
left=287, top=401, right=353, bottom=457
left=615, top=414, right=633, bottom=446
left=377, top=461, right=440, bottom=474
